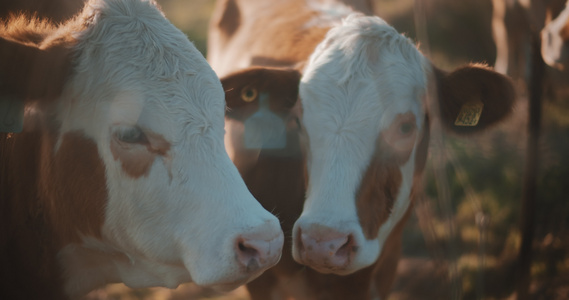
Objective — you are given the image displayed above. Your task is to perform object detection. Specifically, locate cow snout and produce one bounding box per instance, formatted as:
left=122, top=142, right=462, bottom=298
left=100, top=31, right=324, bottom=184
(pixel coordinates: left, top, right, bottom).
left=295, top=226, right=357, bottom=273
left=235, top=230, right=284, bottom=273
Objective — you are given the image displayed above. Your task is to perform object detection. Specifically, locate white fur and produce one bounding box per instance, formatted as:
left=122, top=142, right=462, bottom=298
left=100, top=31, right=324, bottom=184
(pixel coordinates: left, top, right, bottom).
left=541, top=2, right=569, bottom=69
left=305, top=0, right=352, bottom=29
left=52, top=0, right=281, bottom=296
left=293, top=14, right=430, bottom=274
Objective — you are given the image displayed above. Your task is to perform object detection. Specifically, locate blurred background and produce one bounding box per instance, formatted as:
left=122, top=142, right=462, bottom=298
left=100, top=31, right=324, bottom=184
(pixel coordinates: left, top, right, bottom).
left=11, top=0, right=568, bottom=299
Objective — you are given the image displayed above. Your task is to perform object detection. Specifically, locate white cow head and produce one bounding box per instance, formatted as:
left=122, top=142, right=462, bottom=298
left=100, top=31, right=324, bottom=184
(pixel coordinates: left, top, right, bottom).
left=1, top=0, right=283, bottom=296
left=293, top=14, right=515, bottom=275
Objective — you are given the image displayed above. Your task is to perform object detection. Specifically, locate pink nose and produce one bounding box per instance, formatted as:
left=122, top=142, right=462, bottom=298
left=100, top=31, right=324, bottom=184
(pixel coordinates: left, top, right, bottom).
left=296, top=226, right=356, bottom=272
left=235, top=232, right=284, bottom=273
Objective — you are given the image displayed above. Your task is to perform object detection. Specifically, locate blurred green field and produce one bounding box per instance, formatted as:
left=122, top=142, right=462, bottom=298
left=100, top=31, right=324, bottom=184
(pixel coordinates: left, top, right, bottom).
left=87, top=0, right=569, bottom=299
left=158, top=0, right=214, bottom=56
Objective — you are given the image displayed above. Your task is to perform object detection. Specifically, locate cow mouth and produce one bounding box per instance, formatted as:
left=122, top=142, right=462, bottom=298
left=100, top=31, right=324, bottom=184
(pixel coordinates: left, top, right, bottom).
left=301, top=256, right=353, bottom=275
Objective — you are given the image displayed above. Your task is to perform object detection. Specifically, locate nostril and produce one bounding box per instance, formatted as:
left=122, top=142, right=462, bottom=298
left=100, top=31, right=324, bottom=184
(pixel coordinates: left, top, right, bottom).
left=236, top=238, right=262, bottom=272
left=235, top=234, right=283, bottom=273
left=335, top=234, right=356, bottom=258
left=295, top=226, right=357, bottom=269
left=238, top=240, right=259, bottom=257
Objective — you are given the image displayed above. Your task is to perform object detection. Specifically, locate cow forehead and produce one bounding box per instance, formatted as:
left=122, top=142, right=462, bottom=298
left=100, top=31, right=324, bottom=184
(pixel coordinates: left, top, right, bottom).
left=119, top=72, right=226, bottom=140
left=59, top=2, right=225, bottom=142
left=300, top=15, right=428, bottom=139
left=299, top=15, right=428, bottom=204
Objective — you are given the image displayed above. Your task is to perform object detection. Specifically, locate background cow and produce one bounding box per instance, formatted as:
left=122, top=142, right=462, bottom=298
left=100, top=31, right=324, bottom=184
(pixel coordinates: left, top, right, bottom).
left=541, top=0, right=569, bottom=69
left=491, top=0, right=569, bottom=76
left=220, top=67, right=309, bottom=299
left=209, top=0, right=515, bottom=299
left=0, top=0, right=283, bottom=299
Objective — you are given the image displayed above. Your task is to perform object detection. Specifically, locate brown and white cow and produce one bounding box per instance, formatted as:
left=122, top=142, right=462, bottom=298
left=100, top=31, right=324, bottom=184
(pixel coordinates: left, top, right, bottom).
left=210, top=0, right=516, bottom=299
left=220, top=67, right=310, bottom=299
left=541, top=0, right=569, bottom=69
left=492, top=0, right=569, bottom=74
left=0, top=0, right=284, bottom=299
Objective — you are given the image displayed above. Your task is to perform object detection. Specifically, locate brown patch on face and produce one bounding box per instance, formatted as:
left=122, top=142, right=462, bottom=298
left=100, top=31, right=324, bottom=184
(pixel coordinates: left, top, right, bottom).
left=221, top=67, right=302, bottom=173
left=371, top=194, right=414, bottom=299
left=208, top=0, right=333, bottom=73
left=356, top=113, right=418, bottom=239
left=39, top=132, right=107, bottom=245
left=221, top=67, right=301, bottom=119
left=356, top=160, right=402, bottom=240
left=110, top=128, right=171, bottom=179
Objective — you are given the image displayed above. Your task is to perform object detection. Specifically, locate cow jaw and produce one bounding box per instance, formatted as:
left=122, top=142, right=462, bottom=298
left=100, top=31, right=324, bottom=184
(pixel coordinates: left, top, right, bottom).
left=58, top=238, right=191, bottom=298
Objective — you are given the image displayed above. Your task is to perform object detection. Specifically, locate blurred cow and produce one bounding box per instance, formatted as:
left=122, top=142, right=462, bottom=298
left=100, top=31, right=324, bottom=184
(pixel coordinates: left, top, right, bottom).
left=541, top=1, right=569, bottom=69
left=209, top=0, right=516, bottom=299
left=0, top=0, right=284, bottom=299
left=492, top=0, right=569, bottom=75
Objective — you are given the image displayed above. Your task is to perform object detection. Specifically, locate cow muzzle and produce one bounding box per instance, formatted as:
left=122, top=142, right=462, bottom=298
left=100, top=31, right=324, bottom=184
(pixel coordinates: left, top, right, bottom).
left=235, top=230, right=284, bottom=273
left=293, top=224, right=358, bottom=274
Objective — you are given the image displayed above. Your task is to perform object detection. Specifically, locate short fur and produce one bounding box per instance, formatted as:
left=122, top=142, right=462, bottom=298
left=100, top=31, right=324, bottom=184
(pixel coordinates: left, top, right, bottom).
left=1, top=0, right=283, bottom=299
left=209, top=0, right=515, bottom=299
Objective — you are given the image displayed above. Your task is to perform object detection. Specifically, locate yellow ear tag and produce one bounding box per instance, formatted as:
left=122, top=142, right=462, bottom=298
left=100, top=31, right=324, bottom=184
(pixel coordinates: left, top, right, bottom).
left=454, top=100, right=484, bottom=126
left=241, top=87, right=258, bottom=102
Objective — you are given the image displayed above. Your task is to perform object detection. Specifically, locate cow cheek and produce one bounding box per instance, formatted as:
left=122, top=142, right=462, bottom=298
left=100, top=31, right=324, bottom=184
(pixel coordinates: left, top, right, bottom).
left=356, top=163, right=402, bottom=240
left=46, top=132, right=107, bottom=245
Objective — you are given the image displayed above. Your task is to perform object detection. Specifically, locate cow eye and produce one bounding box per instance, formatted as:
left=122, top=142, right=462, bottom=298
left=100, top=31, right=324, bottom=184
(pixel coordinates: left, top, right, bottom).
left=241, top=86, right=258, bottom=102
left=115, top=126, right=148, bottom=144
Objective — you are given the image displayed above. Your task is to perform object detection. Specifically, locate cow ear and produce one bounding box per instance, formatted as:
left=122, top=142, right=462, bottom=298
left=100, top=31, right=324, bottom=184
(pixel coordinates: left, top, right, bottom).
left=0, top=38, right=72, bottom=103
left=220, top=67, right=301, bottom=111
left=433, top=64, right=516, bottom=134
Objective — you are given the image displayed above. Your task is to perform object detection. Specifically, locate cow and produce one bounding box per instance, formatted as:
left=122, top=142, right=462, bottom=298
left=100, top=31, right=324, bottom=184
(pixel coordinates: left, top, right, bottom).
left=209, top=0, right=516, bottom=299
left=220, top=67, right=309, bottom=299
left=0, top=0, right=284, bottom=299
left=541, top=0, right=569, bottom=69
left=491, top=0, right=569, bottom=76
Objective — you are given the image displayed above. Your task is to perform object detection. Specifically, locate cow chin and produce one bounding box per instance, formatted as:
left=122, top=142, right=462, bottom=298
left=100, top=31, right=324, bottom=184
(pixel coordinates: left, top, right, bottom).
left=296, top=245, right=380, bottom=276
left=184, top=257, right=272, bottom=291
